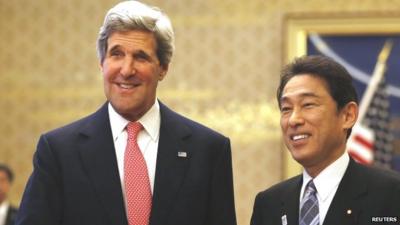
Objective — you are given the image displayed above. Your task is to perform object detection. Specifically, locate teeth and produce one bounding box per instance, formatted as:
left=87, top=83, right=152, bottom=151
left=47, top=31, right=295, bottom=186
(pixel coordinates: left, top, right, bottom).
left=119, top=84, right=135, bottom=89
left=292, top=134, right=309, bottom=141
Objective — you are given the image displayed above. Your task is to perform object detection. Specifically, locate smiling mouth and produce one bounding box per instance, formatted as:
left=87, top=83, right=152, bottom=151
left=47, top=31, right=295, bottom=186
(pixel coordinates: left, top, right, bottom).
left=291, top=134, right=310, bottom=141
left=117, top=83, right=140, bottom=89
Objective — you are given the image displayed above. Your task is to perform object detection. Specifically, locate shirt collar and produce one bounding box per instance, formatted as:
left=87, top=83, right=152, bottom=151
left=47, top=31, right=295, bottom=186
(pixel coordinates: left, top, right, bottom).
left=108, top=100, right=161, bottom=142
left=301, top=152, right=350, bottom=202
left=0, top=201, right=9, bottom=215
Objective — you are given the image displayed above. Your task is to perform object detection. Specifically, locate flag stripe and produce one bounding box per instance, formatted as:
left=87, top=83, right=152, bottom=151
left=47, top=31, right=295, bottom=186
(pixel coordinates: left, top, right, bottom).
left=354, top=135, right=374, bottom=149
left=347, top=123, right=375, bottom=164
left=349, top=151, right=372, bottom=165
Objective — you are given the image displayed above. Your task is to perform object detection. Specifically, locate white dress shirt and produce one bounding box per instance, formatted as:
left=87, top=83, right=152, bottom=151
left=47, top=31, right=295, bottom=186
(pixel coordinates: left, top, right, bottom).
left=108, top=101, right=160, bottom=198
left=300, top=152, right=350, bottom=224
left=0, top=201, right=9, bottom=225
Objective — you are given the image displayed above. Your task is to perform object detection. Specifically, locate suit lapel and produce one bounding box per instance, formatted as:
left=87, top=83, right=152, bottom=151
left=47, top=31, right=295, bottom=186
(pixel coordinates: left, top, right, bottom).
left=281, top=175, right=302, bottom=225
left=323, top=159, right=367, bottom=225
left=150, top=102, right=191, bottom=225
left=78, top=103, right=128, bottom=225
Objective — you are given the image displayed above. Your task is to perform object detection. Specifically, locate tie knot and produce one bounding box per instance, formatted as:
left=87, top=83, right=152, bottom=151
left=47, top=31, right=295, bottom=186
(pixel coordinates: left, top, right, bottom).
left=306, top=180, right=317, bottom=194
left=126, top=122, right=143, bottom=139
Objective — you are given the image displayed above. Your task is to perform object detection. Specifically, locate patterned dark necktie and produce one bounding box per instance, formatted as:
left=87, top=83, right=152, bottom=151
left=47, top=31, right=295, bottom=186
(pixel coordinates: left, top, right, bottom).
left=299, top=180, right=319, bottom=225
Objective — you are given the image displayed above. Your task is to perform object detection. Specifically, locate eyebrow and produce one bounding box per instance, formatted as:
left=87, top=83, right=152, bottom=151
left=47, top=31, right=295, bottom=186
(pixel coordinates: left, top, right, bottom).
left=107, top=44, right=121, bottom=53
left=280, top=92, right=320, bottom=103
left=107, top=45, right=150, bottom=57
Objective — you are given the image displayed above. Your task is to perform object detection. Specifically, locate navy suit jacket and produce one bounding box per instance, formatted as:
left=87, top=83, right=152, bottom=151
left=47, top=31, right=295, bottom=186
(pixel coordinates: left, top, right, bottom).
left=251, top=159, right=400, bottom=225
left=16, top=102, right=236, bottom=225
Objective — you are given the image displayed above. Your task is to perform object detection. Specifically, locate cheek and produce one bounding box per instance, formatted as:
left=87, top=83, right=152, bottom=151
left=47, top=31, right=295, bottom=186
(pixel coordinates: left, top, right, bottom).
left=141, top=70, right=160, bottom=84
left=306, top=114, right=323, bottom=128
left=102, top=60, right=119, bottom=76
left=102, top=72, right=112, bottom=89
left=103, top=65, right=114, bottom=77
left=101, top=65, right=109, bottom=79
left=280, top=117, right=287, bottom=131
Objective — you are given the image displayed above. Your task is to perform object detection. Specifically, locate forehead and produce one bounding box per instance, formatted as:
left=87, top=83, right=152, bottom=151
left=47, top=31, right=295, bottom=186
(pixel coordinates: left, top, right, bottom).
left=107, top=30, right=157, bottom=51
left=281, top=74, right=330, bottom=101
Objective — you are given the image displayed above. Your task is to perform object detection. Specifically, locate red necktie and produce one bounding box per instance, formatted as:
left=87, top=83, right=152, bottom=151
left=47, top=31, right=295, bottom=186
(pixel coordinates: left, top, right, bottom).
left=124, top=122, right=152, bottom=225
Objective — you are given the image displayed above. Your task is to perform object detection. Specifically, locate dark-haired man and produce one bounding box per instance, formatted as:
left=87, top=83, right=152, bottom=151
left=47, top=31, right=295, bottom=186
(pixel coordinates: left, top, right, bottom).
left=251, top=55, right=400, bottom=225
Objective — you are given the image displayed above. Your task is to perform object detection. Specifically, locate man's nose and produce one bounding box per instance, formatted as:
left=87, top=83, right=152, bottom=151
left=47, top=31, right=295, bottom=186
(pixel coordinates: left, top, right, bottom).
left=288, top=108, right=305, bottom=127
left=120, top=58, right=136, bottom=77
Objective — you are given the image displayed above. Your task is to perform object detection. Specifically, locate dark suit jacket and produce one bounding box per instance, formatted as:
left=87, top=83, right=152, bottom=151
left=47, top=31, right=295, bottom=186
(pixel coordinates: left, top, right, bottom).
left=16, top=102, right=236, bottom=225
left=251, top=158, right=400, bottom=225
left=5, top=204, right=18, bottom=225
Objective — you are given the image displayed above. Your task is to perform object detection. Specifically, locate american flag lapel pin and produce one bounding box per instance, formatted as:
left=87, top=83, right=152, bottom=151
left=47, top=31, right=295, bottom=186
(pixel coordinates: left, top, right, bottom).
left=177, top=151, right=187, bottom=158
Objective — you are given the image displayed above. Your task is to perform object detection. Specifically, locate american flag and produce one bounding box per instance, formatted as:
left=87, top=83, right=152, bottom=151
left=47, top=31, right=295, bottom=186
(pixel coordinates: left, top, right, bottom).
left=347, top=40, right=394, bottom=169
left=364, top=78, right=393, bottom=169
left=348, top=78, right=393, bottom=169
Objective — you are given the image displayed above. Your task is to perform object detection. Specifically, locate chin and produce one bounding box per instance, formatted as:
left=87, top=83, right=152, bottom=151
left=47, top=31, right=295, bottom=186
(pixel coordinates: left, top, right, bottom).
left=290, top=151, right=310, bottom=165
left=110, top=101, right=133, bottom=112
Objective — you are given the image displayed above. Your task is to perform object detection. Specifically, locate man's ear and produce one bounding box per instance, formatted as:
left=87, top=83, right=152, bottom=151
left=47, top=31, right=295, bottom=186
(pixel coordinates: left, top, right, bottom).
left=159, top=64, right=169, bottom=81
left=99, top=63, right=103, bottom=72
left=341, top=101, right=358, bottom=130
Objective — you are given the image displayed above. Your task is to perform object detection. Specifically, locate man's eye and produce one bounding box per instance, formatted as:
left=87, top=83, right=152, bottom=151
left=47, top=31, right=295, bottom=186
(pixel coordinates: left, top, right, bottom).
left=135, top=53, right=150, bottom=61
left=281, top=107, right=292, bottom=112
left=303, top=103, right=315, bottom=108
left=110, top=51, right=123, bottom=56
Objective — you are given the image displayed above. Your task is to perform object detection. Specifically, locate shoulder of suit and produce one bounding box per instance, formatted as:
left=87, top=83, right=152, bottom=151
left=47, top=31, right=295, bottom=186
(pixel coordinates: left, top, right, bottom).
left=255, top=175, right=302, bottom=200
left=350, top=161, right=400, bottom=191
left=43, top=104, right=107, bottom=138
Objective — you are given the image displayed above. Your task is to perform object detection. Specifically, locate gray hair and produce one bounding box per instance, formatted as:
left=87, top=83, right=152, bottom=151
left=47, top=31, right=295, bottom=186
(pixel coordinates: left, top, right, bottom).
left=96, top=1, right=175, bottom=66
